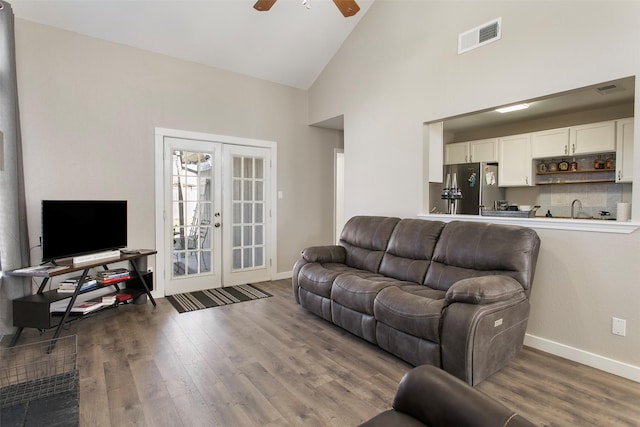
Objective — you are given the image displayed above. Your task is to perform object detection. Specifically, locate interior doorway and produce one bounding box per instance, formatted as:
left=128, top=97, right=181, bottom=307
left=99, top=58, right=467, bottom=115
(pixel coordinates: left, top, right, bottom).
left=155, top=128, right=277, bottom=296
left=334, top=149, right=345, bottom=244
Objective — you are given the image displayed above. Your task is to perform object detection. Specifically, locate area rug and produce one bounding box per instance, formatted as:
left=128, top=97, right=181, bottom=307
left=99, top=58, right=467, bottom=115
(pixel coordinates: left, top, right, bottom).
left=166, top=284, right=272, bottom=313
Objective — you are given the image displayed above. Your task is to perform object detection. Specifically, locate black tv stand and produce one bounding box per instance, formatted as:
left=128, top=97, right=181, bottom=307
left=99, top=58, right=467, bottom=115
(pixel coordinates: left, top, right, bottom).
left=8, top=250, right=157, bottom=348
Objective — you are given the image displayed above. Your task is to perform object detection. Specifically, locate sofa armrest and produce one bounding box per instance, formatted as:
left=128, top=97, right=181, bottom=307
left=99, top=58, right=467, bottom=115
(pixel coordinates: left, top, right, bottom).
left=301, top=245, right=346, bottom=264
left=445, top=275, right=524, bottom=305
left=292, top=246, right=346, bottom=305
left=390, top=365, right=535, bottom=427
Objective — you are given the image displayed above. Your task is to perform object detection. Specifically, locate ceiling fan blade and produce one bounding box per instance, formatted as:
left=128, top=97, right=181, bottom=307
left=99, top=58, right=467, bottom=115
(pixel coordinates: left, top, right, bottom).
left=332, top=0, right=360, bottom=17
left=254, top=0, right=277, bottom=12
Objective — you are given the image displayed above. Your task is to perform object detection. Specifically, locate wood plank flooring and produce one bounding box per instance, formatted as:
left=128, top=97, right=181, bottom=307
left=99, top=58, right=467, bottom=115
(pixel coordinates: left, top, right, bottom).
left=4, top=279, right=640, bottom=426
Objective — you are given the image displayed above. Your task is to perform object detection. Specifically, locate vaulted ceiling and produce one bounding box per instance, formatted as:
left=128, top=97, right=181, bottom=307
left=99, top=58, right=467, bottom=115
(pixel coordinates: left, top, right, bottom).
left=10, top=0, right=374, bottom=90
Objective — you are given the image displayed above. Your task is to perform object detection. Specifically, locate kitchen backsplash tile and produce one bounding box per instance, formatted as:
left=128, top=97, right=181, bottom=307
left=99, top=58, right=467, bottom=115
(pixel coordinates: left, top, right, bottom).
left=537, top=182, right=630, bottom=218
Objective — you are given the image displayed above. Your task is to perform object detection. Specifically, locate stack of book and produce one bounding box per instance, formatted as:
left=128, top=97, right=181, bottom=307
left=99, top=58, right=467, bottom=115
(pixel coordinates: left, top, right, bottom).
left=102, top=292, right=133, bottom=305
left=101, top=295, right=117, bottom=306
left=96, top=268, right=130, bottom=284
left=68, top=300, right=105, bottom=314
left=53, top=294, right=126, bottom=315
left=57, top=275, right=98, bottom=293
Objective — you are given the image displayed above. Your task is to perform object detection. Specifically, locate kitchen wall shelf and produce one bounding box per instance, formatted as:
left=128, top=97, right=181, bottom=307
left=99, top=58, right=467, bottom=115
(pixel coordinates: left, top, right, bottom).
left=536, top=179, right=615, bottom=185
left=536, top=168, right=615, bottom=175
left=535, top=168, right=615, bottom=185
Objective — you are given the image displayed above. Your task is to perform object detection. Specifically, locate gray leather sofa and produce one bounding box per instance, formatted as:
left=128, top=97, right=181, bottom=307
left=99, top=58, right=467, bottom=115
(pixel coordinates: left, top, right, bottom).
left=292, top=216, right=540, bottom=385
left=359, top=365, right=535, bottom=427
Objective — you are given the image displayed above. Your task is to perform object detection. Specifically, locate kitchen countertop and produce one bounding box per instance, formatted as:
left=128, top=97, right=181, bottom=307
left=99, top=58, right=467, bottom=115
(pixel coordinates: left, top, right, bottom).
left=418, top=213, right=639, bottom=234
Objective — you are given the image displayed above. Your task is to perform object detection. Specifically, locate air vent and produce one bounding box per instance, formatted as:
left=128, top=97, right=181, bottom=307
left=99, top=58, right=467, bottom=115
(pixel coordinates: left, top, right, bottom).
left=458, top=17, right=502, bottom=54
left=596, top=84, right=625, bottom=96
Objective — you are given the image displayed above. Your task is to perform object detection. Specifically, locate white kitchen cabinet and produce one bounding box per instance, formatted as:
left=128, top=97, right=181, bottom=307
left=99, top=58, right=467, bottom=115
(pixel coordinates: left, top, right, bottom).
left=498, top=133, right=533, bottom=187
left=570, top=121, right=616, bottom=155
left=444, top=142, right=468, bottom=164
left=444, top=138, right=497, bottom=164
left=616, top=118, right=634, bottom=183
left=531, top=127, right=570, bottom=158
left=469, top=138, right=498, bottom=163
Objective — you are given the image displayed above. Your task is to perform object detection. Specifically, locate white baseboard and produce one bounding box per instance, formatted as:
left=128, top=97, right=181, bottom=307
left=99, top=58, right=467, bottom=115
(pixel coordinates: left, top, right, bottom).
left=274, top=271, right=292, bottom=280
left=524, top=334, right=640, bottom=383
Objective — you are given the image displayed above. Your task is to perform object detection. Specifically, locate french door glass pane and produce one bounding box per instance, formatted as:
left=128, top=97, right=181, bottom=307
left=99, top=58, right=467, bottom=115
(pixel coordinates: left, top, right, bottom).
left=231, top=155, right=266, bottom=272
left=172, top=149, right=214, bottom=277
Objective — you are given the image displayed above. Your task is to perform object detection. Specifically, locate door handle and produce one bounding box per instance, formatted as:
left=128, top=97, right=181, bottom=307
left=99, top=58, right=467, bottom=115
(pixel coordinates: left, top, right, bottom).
left=214, top=222, right=221, bottom=228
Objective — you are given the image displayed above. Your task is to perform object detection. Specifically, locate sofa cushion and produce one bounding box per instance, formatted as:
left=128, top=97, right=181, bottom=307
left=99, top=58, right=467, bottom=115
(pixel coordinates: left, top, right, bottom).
left=332, top=274, right=414, bottom=315
left=374, top=285, right=447, bottom=343
left=425, top=221, right=540, bottom=292
left=379, top=219, right=445, bottom=283
left=339, top=216, right=401, bottom=272
left=298, top=263, right=361, bottom=298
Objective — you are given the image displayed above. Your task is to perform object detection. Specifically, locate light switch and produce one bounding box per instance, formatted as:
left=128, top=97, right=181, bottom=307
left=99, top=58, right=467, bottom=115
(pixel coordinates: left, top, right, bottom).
left=278, top=191, right=283, bottom=199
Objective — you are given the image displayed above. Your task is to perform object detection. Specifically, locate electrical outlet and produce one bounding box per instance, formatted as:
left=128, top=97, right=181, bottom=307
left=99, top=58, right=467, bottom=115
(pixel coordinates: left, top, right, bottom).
left=612, top=317, right=626, bottom=337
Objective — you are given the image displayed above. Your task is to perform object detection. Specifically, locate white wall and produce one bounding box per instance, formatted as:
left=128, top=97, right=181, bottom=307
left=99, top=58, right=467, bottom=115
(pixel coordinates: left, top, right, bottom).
left=13, top=20, right=341, bottom=280
left=310, top=1, right=640, bottom=378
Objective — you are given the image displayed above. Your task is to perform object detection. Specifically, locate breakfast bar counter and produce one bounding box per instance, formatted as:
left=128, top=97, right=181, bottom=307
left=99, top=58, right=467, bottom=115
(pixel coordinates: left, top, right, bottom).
left=418, top=213, right=639, bottom=234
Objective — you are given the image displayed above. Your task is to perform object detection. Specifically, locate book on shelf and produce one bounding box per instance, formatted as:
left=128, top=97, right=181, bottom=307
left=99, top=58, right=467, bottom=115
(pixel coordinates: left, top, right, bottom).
left=102, top=295, right=117, bottom=306
left=96, top=268, right=130, bottom=283
left=68, top=300, right=104, bottom=314
left=58, top=283, right=99, bottom=293
left=57, top=275, right=98, bottom=293
left=97, top=275, right=130, bottom=284
left=102, top=292, right=133, bottom=304
left=53, top=297, right=117, bottom=315
left=60, top=274, right=97, bottom=284
left=96, top=268, right=128, bottom=277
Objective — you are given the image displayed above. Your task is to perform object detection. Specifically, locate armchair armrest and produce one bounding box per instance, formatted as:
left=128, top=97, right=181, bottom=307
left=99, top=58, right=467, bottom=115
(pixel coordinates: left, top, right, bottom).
left=388, top=365, right=535, bottom=427
left=446, top=275, right=524, bottom=305
left=301, top=245, right=346, bottom=264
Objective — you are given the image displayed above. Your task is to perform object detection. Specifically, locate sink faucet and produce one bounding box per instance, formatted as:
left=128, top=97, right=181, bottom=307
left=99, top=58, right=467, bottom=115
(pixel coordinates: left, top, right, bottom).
left=571, top=199, right=582, bottom=219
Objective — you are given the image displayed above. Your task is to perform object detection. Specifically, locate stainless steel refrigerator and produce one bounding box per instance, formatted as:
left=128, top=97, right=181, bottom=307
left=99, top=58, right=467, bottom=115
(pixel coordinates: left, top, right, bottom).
left=440, top=162, right=505, bottom=215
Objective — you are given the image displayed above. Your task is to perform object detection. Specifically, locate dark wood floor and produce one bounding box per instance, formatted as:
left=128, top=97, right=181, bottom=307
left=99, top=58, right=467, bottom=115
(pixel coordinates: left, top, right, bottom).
left=4, top=279, right=640, bottom=426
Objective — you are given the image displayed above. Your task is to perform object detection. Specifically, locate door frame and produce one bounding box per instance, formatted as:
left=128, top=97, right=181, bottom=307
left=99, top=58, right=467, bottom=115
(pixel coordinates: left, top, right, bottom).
left=334, top=148, right=345, bottom=244
left=154, top=127, right=278, bottom=297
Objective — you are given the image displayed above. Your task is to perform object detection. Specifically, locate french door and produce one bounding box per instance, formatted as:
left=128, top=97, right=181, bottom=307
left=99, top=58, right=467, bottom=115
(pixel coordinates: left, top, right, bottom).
left=223, top=145, right=271, bottom=286
left=159, top=133, right=273, bottom=296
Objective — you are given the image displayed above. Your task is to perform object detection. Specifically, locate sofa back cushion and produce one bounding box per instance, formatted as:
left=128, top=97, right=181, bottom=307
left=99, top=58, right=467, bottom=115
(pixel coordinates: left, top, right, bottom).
left=379, top=219, right=446, bottom=283
left=424, top=221, right=540, bottom=293
left=339, top=216, right=401, bottom=272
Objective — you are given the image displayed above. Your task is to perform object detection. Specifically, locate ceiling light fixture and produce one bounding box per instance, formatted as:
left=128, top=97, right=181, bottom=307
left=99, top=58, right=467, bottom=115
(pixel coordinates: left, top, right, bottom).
left=253, top=0, right=360, bottom=17
left=495, top=103, right=529, bottom=114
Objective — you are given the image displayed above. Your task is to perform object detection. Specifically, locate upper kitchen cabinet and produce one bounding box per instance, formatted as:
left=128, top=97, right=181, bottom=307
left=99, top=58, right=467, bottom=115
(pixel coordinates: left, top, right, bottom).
left=444, top=141, right=468, bottom=164
left=616, top=118, right=634, bottom=183
left=498, top=133, right=533, bottom=186
left=531, top=127, right=570, bottom=158
left=444, top=138, right=498, bottom=164
left=570, top=121, right=616, bottom=155
left=470, top=138, right=498, bottom=163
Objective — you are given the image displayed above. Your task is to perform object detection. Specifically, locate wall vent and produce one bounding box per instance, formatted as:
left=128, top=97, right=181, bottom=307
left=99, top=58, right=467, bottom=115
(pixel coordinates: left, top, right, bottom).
left=458, top=17, right=502, bottom=54
left=595, top=84, right=625, bottom=96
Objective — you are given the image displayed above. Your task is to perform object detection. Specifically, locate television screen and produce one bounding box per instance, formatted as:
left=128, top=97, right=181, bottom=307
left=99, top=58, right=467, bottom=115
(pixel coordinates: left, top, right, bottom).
left=41, top=200, right=127, bottom=262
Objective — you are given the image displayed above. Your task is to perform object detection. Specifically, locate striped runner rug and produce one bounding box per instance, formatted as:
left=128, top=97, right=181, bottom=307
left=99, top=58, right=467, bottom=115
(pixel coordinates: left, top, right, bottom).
left=166, top=284, right=272, bottom=313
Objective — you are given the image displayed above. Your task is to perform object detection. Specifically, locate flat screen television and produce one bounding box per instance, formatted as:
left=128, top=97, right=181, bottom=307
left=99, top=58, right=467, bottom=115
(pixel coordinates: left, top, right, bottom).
left=41, top=200, right=127, bottom=262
